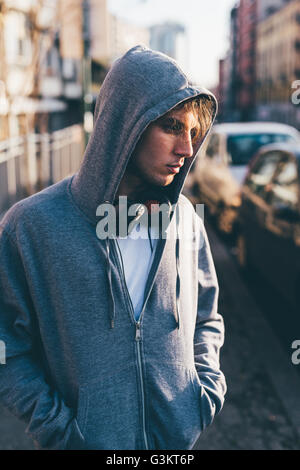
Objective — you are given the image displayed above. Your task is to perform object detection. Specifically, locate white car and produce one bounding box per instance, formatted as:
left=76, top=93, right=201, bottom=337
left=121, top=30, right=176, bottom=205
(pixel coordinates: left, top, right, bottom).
left=185, top=122, right=300, bottom=234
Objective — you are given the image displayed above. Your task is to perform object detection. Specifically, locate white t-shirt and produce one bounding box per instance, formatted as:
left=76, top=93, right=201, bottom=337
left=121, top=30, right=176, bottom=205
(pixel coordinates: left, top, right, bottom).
left=116, top=224, right=158, bottom=321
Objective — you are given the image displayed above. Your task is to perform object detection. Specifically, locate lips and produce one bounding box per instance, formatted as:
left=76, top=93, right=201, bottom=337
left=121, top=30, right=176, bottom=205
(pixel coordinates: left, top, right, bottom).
left=166, top=163, right=183, bottom=174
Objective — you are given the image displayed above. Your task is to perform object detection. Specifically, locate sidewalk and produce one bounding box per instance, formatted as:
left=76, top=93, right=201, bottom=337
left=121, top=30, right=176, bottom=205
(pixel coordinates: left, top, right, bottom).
left=194, top=224, right=300, bottom=450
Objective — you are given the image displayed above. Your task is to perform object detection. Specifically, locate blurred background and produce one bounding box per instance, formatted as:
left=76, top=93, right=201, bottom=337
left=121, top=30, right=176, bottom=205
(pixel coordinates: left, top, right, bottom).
left=0, top=0, right=300, bottom=450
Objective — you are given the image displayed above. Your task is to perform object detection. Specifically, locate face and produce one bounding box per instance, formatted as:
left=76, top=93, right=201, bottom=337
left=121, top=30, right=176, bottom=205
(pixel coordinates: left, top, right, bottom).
left=124, top=107, right=200, bottom=194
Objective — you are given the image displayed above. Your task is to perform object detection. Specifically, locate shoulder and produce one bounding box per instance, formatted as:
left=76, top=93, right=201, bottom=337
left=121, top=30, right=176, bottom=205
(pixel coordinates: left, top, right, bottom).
left=176, top=195, right=210, bottom=254
left=177, top=194, right=205, bottom=228
left=177, top=194, right=196, bottom=218
left=0, top=177, right=73, bottom=241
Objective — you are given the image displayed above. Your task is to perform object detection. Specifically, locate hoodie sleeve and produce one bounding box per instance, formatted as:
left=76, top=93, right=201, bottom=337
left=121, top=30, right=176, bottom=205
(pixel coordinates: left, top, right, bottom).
left=0, top=225, right=85, bottom=450
left=194, top=216, right=227, bottom=431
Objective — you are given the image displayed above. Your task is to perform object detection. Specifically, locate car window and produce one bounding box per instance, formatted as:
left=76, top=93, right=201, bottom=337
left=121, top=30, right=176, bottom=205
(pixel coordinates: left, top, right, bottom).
left=227, top=133, right=295, bottom=165
left=206, top=134, right=220, bottom=158
left=269, top=158, right=299, bottom=211
left=245, top=151, right=282, bottom=198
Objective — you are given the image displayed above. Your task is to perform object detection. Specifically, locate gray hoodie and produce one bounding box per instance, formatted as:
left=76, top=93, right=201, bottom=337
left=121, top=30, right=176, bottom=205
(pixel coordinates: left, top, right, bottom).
left=0, top=45, right=226, bottom=450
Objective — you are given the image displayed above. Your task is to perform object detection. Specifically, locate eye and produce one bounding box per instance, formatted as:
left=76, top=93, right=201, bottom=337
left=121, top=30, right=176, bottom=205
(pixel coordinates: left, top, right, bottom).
left=190, top=128, right=199, bottom=142
left=158, top=118, right=183, bottom=134
left=164, top=121, right=182, bottom=133
left=170, top=123, right=182, bottom=132
left=157, top=117, right=199, bottom=141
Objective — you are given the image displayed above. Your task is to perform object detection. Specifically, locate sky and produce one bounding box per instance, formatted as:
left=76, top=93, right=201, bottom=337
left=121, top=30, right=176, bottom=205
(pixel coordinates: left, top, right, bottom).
left=108, top=0, right=237, bottom=89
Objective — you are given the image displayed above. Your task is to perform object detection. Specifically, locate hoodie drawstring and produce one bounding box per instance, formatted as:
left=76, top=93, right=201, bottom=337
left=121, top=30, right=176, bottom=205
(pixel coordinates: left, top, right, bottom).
left=105, top=237, right=116, bottom=329
left=175, top=205, right=181, bottom=330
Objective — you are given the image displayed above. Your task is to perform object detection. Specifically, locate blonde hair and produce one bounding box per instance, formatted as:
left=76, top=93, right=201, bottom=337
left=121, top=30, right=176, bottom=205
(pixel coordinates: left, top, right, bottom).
left=160, top=95, right=216, bottom=143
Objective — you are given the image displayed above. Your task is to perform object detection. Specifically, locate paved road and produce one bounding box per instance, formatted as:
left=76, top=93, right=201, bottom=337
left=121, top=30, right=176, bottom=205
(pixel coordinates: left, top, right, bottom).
left=0, top=223, right=299, bottom=450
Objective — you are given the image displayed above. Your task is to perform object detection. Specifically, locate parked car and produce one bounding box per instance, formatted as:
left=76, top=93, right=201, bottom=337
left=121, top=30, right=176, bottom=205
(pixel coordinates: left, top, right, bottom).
left=236, top=142, right=300, bottom=313
left=185, top=122, right=300, bottom=235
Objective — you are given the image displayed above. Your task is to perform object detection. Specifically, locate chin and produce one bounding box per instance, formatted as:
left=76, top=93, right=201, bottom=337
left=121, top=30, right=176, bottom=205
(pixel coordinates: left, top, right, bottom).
left=158, top=174, right=175, bottom=186
left=143, top=174, right=174, bottom=188
left=162, top=180, right=173, bottom=187
left=153, top=179, right=173, bottom=188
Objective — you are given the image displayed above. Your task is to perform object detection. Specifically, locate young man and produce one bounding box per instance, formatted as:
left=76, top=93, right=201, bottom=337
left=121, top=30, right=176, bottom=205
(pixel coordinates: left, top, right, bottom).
left=0, top=45, right=226, bottom=450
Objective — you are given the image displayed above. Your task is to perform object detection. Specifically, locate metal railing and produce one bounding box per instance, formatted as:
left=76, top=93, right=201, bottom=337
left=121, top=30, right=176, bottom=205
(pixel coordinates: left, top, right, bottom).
left=0, top=124, right=84, bottom=216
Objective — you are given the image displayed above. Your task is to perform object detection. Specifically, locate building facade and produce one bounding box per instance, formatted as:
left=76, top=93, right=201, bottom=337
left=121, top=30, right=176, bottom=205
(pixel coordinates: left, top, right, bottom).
left=149, top=22, right=187, bottom=68
left=236, top=0, right=258, bottom=121
left=108, top=14, right=149, bottom=63
left=256, top=0, right=300, bottom=127
left=218, top=4, right=240, bottom=122
left=0, top=0, right=80, bottom=138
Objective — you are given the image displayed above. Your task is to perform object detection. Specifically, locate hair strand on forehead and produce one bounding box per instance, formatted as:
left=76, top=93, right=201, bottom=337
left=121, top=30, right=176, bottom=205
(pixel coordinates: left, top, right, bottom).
left=172, top=95, right=216, bottom=142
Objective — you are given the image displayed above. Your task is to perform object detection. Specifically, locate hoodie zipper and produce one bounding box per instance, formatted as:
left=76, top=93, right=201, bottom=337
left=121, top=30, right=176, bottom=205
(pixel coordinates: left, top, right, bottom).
left=110, top=238, right=149, bottom=450
left=135, top=320, right=149, bottom=450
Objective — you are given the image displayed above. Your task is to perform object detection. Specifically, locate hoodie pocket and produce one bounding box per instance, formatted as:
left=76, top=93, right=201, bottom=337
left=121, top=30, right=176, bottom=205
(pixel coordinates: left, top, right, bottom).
left=147, top=362, right=203, bottom=450
left=75, top=365, right=141, bottom=449
left=189, top=367, right=202, bottom=396
left=189, top=367, right=218, bottom=434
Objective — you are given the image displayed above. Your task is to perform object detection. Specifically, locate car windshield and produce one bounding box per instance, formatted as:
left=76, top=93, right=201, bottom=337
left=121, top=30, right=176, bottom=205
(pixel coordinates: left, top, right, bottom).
left=227, top=133, right=296, bottom=165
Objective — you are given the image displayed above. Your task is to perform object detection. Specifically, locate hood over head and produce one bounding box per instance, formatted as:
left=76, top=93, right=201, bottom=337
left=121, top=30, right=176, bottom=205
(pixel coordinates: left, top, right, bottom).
left=70, top=45, right=217, bottom=224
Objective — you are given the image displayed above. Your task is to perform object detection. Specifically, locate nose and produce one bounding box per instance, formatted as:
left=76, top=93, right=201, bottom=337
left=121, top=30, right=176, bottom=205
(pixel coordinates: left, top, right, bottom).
left=174, top=133, right=194, bottom=159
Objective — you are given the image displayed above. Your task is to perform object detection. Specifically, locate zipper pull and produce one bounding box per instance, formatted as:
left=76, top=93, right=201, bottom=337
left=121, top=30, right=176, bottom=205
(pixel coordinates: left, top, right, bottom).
left=135, top=322, right=141, bottom=341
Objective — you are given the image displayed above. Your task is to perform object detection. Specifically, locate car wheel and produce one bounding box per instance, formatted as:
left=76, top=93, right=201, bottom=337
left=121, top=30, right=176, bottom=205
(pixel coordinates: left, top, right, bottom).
left=236, top=232, right=248, bottom=269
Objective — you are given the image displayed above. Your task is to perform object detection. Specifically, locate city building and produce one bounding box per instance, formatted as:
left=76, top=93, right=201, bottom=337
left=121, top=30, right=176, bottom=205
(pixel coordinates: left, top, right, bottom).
left=56, top=0, right=111, bottom=123
left=218, top=0, right=296, bottom=124
left=227, top=4, right=240, bottom=120
left=108, top=13, right=150, bottom=63
left=236, top=0, right=258, bottom=121
left=149, top=22, right=187, bottom=69
left=89, top=0, right=110, bottom=67
left=216, top=58, right=226, bottom=121
left=218, top=4, right=240, bottom=122
left=256, top=0, right=300, bottom=127
left=0, top=0, right=62, bottom=138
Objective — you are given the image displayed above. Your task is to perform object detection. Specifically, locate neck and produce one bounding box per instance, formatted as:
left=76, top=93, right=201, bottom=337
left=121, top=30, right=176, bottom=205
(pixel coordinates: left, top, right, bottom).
left=115, top=171, right=146, bottom=201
